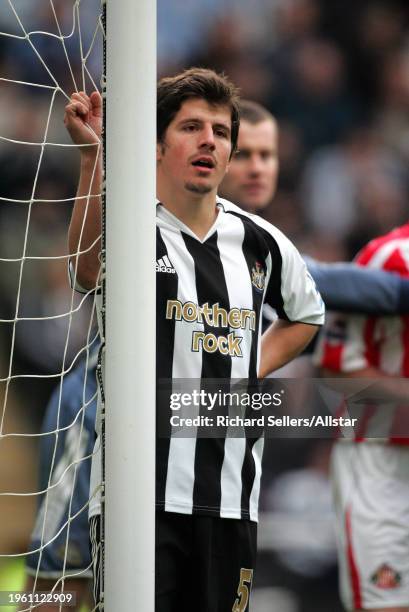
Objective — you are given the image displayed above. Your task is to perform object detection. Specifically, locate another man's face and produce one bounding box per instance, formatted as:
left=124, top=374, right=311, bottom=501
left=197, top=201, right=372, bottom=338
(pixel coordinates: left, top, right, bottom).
left=157, top=98, right=232, bottom=197
left=220, top=119, right=279, bottom=212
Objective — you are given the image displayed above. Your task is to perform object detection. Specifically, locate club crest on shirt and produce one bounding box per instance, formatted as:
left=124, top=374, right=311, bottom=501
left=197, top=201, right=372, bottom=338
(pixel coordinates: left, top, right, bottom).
left=370, top=564, right=401, bottom=589
left=251, top=262, right=265, bottom=292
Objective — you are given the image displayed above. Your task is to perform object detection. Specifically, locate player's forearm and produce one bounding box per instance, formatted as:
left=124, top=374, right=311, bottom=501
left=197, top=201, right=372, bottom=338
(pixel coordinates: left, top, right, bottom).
left=306, top=260, right=400, bottom=315
left=259, top=320, right=319, bottom=378
left=68, top=151, right=102, bottom=290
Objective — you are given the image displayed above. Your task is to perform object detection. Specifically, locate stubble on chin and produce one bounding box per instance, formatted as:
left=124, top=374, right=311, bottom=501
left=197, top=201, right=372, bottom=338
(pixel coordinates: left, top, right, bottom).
left=185, top=182, right=213, bottom=195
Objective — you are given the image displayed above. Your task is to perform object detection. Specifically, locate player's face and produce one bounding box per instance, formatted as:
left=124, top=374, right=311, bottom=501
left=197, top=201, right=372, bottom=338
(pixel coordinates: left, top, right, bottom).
left=220, top=119, right=278, bottom=212
left=157, top=98, right=232, bottom=197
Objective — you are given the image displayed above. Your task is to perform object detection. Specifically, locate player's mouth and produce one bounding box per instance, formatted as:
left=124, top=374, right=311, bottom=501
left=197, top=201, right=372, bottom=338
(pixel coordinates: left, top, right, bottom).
left=191, top=156, right=216, bottom=173
left=243, top=183, right=266, bottom=194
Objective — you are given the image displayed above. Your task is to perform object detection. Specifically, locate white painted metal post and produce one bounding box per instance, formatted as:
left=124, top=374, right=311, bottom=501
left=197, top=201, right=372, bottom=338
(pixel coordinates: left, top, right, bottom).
left=105, top=1, right=156, bottom=610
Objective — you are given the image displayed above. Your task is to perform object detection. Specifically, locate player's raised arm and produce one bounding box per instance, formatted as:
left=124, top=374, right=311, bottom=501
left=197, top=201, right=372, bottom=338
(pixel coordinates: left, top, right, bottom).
left=66, top=90, right=103, bottom=290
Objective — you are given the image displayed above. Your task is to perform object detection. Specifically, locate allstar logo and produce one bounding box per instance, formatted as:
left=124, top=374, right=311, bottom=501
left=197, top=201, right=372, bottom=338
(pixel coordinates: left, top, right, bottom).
left=370, top=564, right=401, bottom=589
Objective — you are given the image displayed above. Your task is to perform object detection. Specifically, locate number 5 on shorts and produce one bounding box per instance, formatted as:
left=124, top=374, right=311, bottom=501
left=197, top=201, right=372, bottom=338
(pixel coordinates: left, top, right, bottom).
left=232, top=568, right=254, bottom=612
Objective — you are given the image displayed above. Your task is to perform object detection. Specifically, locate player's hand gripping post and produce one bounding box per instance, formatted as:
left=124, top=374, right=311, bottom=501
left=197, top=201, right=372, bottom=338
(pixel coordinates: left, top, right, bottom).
left=64, top=90, right=102, bottom=152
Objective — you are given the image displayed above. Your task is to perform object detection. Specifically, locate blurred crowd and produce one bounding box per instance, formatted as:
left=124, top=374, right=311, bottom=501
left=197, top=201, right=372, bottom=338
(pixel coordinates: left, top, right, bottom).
left=0, top=0, right=408, bottom=610
left=159, top=0, right=409, bottom=262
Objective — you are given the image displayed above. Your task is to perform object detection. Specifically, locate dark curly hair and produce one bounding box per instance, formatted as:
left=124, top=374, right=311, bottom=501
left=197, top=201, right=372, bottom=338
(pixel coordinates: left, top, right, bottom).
left=157, top=67, right=240, bottom=156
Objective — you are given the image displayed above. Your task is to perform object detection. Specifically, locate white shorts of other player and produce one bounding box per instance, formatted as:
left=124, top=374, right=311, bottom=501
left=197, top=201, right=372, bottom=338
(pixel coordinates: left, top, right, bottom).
left=332, top=441, right=409, bottom=611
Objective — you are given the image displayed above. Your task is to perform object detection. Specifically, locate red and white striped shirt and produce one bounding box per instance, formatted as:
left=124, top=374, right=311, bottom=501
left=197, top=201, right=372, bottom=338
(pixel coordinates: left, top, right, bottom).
left=315, top=223, right=409, bottom=442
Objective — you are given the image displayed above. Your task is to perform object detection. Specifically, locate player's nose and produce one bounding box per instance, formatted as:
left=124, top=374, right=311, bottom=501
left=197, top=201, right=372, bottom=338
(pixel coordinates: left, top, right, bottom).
left=249, top=155, right=263, bottom=175
left=199, top=124, right=216, bottom=149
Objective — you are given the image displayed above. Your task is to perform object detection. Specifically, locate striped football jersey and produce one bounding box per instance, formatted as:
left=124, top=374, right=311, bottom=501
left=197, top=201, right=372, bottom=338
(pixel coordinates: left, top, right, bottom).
left=79, top=198, right=324, bottom=521
left=156, top=198, right=324, bottom=520
left=315, top=222, right=409, bottom=443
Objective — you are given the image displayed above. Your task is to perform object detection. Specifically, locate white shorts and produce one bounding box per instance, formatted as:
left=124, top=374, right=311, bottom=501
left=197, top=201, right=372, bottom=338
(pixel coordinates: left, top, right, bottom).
left=332, top=441, right=409, bottom=611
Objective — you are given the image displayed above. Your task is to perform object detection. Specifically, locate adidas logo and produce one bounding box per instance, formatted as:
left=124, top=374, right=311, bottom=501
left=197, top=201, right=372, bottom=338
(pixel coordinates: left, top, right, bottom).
left=156, top=255, right=176, bottom=274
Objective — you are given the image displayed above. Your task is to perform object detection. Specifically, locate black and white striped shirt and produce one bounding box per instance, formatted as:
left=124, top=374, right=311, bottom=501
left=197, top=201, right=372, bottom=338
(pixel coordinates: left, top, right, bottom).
left=156, top=198, right=324, bottom=521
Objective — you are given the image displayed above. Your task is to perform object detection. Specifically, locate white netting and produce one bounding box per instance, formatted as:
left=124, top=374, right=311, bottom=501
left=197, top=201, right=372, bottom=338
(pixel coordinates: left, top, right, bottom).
left=0, top=1, right=104, bottom=610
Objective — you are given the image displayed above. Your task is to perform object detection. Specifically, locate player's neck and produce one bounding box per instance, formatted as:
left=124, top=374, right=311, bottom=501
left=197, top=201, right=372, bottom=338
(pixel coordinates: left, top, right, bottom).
left=237, top=199, right=257, bottom=215
left=219, top=191, right=257, bottom=215
left=157, top=184, right=219, bottom=240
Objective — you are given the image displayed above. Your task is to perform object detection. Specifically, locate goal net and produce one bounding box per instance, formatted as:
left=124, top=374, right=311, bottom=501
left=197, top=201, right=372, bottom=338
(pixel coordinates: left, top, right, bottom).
left=0, top=1, right=104, bottom=610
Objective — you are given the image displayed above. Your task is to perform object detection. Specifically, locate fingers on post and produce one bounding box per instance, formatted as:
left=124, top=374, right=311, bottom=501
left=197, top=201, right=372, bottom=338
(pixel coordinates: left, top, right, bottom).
left=74, top=90, right=90, bottom=105
left=72, top=91, right=90, bottom=112
left=64, top=104, right=87, bottom=132
left=68, top=90, right=102, bottom=118
left=89, top=91, right=103, bottom=115
left=64, top=90, right=102, bottom=146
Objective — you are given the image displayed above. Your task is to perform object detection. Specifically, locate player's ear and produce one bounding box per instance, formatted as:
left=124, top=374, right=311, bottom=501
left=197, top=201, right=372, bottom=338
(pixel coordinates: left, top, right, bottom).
left=156, top=142, right=162, bottom=162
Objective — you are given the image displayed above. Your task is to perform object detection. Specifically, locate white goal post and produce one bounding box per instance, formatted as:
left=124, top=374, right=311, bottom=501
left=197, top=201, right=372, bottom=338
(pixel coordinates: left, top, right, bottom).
left=0, top=0, right=155, bottom=609
left=104, top=1, right=156, bottom=611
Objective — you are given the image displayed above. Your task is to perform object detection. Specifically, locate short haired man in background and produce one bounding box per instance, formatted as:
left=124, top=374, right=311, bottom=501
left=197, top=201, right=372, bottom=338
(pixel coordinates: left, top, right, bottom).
left=220, top=99, right=409, bottom=318
left=221, top=101, right=279, bottom=215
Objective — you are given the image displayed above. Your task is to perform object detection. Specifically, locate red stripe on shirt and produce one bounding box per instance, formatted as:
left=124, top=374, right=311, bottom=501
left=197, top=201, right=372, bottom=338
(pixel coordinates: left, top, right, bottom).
left=345, top=506, right=362, bottom=610
left=321, top=342, right=343, bottom=371
left=389, top=404, right=409, bottom=445
left=356, top=224, right=409, bottom=268
left=381, top=247, right=409, bottom=277
left=363, top=318, right=380, bottom=368
left=320, top=225, right=409, bottom=444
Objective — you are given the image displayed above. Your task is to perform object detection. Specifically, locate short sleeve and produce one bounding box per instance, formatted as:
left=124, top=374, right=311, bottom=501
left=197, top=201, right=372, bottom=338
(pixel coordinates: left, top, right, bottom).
left=263, top=228, right=325, bottom=326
